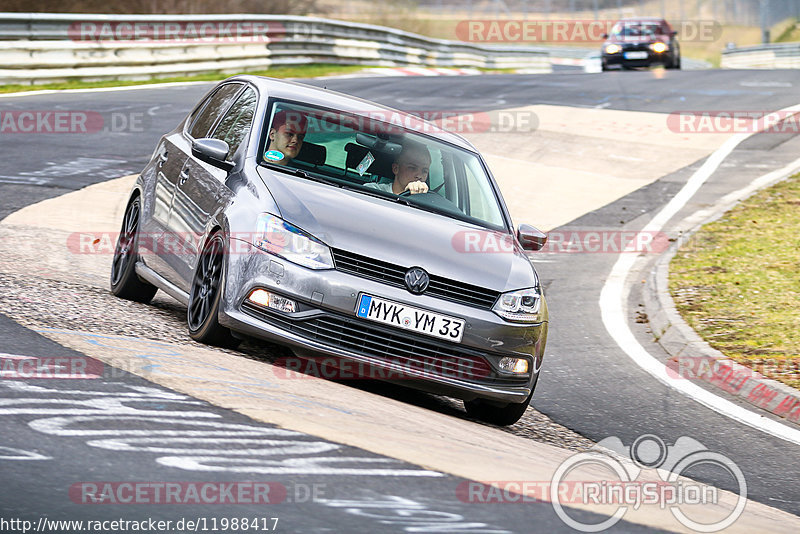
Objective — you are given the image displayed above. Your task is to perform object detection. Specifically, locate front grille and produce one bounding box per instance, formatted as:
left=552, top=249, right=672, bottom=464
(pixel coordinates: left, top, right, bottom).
left=242, top=301, right=528, bottom=387
left=331, top=248, right=500, bottom=309
left=622, top=43, right=651, bottom=53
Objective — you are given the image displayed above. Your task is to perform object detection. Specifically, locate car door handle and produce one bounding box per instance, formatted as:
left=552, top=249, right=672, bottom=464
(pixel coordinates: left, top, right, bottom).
left=179, top=169, right=189, bottom=185
left=157, top=151, right=169, bottom=167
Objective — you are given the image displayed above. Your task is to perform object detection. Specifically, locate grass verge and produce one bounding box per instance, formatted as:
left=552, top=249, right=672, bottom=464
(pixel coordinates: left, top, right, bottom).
left=669, top=173, right=800, bottom=390
left=0, top=64, right=369, bottom=94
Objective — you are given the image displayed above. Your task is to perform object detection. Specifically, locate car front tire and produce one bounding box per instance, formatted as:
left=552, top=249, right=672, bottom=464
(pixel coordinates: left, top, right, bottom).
left=188, top=232, right=240, bottom=348
left=110, top=195, right=158, bottom=303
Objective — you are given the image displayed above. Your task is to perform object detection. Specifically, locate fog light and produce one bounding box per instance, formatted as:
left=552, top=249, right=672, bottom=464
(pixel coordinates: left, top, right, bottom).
left=247, top=289, right=297, bottom=313
left=498, top=357, right=529, bottom=374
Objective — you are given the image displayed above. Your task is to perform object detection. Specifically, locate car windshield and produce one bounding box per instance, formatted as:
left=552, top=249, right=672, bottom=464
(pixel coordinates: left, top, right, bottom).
left=259, top=99, right=508, bottom=231
left=611, top=22, right=661, bottom=38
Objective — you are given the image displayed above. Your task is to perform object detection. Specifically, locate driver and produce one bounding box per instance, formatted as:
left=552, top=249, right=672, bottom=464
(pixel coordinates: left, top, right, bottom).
left=267, top=110, right=307, bottom=165
left=365, top=140, right=430, bottom=195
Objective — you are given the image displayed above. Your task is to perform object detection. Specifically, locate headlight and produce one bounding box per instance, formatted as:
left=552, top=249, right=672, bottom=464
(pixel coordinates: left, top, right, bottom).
left=651, top=42, right=668, bottom=53
left=605, top=44, right=622, bottom=54
left=254, top=213, right=333, bottom=270
left=492, top=287, right=543, bottom=323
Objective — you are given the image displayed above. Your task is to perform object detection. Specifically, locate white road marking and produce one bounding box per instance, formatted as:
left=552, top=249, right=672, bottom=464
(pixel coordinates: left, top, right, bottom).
left=600, top=104, right=800, bottom=447
left=739, top=81, right=793, bottom=88
left=157, top=456, right=444, bottom=477
left=5, top=382, right=443, bottom=477
left=0, top=81, right=210, bottom=99
left=87, top=437, right=339, bottom=456
left=0, top=446, right=51, bottom=460
left=0, top=352, right=36, bottom=360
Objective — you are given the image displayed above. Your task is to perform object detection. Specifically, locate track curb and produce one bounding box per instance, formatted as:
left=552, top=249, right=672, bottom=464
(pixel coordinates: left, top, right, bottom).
left=642, top=167, right=800, bottom=429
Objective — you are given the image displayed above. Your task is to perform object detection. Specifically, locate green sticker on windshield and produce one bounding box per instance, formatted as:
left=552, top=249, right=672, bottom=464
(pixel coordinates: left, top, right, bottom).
left=265, top=150, right=284, bottom=162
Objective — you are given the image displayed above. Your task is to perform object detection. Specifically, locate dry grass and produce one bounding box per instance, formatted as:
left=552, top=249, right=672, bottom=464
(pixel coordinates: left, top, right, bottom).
left=670, top=174, right=800, bottom=390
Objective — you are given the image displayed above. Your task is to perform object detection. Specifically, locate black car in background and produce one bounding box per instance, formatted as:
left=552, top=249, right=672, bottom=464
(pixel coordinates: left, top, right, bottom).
left=601, top=17, right=681, bottom=70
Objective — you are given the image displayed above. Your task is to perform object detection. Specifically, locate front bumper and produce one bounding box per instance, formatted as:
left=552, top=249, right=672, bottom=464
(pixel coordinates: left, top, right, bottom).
left=218, top=241, right=548, bottom=404
left=603, top=48, right=670, bottom=68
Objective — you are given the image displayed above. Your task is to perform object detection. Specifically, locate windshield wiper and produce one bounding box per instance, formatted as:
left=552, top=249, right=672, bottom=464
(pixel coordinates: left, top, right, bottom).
left=264, top=163, right=342, bottom=188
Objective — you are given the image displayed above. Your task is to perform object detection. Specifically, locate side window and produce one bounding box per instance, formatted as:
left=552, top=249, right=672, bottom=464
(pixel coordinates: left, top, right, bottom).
left=463, top=159, right=504, bottom=227
left=211, top=87, right=257, bottom=156
left=188, top=83, right=243, bottom=139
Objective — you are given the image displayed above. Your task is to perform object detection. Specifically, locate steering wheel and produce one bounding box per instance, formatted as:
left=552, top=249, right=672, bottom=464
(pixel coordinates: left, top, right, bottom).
left=398, top=182, right=444, bottom=197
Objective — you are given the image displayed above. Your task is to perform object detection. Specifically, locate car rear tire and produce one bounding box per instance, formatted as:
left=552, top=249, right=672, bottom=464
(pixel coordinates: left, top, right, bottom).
left=110, top=195, right=158, bottom=303
left=464, top=391, right=533, bottom=426
left=188, top=232, right=240, bottom=348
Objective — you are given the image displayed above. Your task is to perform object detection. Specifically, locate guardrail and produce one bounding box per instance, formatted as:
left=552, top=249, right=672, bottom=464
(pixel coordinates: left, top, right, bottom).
left=721, top=42, right=800, bottom=69
left=0, top=13, right=551, bottom=84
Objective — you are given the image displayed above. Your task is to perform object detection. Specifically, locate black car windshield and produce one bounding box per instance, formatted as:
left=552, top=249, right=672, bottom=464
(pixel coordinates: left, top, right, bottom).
left=611, top=22, right=661, bottom=38
left=260, top=99, right=507, bottom=231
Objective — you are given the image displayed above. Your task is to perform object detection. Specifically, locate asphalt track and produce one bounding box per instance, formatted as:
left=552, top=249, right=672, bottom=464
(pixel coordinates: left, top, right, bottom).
left=2, top=69, right=800, bottom=530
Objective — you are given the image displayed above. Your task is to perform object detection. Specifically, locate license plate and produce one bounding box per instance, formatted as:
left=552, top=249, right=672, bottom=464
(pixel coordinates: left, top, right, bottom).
left=356, top=294, right=464, bottom=343
left=624, top=51, right=648, bottom=60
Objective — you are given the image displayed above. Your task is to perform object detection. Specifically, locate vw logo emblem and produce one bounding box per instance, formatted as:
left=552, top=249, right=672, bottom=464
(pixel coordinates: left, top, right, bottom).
left=404, top=267, right=430, bottom=294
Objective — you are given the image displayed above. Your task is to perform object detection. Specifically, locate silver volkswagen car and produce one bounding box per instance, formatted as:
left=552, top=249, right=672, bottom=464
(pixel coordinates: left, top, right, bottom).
left=111, top=75, right=549, bottom=425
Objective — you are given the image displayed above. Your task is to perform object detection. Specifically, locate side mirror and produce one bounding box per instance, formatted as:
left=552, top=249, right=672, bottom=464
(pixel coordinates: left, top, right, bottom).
left=517, top=224, right=547, bottom=251
left=671, top=30, right=678, bottom=37
left=602, top=33, right=609, bottom=39
left=192, top=138, right=233, bottom=171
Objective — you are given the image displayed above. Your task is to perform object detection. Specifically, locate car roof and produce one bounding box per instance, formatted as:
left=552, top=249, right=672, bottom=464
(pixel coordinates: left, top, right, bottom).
left=228, top=74, right=478, bottom=152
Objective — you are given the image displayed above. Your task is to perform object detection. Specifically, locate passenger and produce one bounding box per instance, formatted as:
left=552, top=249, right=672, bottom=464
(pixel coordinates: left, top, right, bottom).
left=364, top=140, right=430, bottom=195
left=266, top=110, right=307, bottom=165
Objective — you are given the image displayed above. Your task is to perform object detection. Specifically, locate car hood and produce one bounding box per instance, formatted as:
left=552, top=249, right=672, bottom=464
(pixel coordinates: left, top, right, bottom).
left=256, top=167, right=538, bottom=293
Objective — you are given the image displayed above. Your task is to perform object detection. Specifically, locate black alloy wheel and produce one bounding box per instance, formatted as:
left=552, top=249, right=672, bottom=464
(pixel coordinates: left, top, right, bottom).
left=188, top=232, right=239, bottom=347
left=110, top=195, right=158, bottom=303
